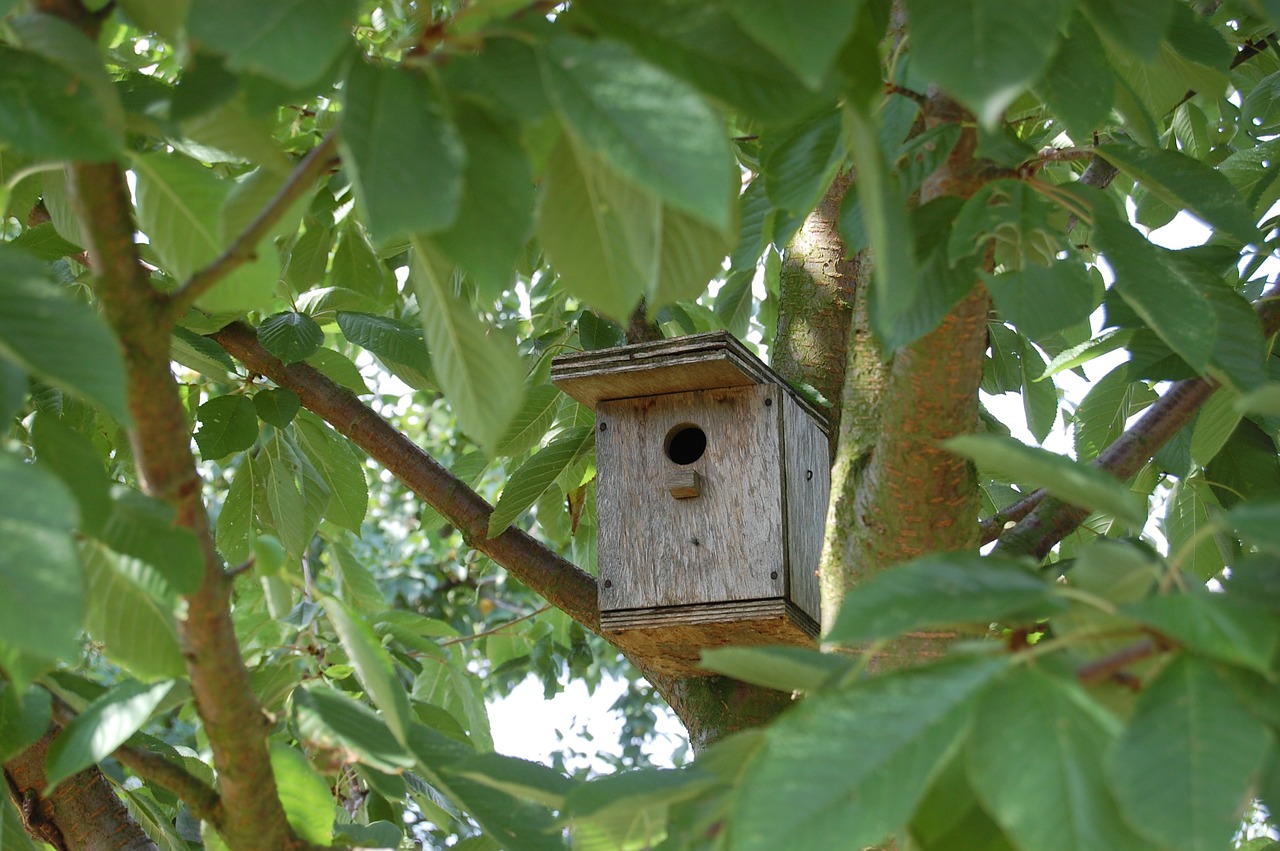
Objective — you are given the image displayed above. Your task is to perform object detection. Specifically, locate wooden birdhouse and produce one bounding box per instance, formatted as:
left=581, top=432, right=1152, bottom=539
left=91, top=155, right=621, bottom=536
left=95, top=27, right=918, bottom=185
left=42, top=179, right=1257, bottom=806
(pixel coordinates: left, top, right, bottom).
left=551, top=332, right=830, bottom=678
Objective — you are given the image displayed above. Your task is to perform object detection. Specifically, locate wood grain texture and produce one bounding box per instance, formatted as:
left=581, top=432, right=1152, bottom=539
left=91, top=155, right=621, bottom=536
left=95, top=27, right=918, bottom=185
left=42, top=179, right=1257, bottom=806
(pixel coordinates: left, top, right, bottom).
left=603, top=599, right=819, bottom=678
left=783, top=393, right=828, bottom=623
left=597, top=384, right=786, bottom=611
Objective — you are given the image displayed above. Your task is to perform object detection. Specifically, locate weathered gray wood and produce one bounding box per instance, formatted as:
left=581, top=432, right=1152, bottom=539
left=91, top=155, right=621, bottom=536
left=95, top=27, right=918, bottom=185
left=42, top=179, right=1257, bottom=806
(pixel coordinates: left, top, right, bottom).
left=603, top=599, right=819, bottom=678
left=783, top=393, right=828, bottom=623
left=553, top=330, right=830, bottom=428
left=665, top=469, right=702, bottom=499
left=596, top=384, right=786, bottom=612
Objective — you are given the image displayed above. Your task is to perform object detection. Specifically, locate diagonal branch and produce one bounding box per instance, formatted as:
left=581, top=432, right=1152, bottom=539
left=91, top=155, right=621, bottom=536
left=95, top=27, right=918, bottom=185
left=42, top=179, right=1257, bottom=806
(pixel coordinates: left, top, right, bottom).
left=991, top=283, right=1280, bottom=558
left=170, top=131, right=340, bottom=315
left=209, top=321, right=602, bottom=631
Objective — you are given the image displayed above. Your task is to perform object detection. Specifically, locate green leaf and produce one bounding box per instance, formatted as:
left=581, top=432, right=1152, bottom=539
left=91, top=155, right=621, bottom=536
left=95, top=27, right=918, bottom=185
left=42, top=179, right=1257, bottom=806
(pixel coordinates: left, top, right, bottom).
left=412, top=656, right=494, bottom=752
left=945, top=434, right=1145, bottom=525
left=194, top=394, right=258, bottom=460
left=9, top=223, right=82, bottom=262
left=538, top=138, right=657, bottom=321
left=847, top=105, right=919, bottom=351
left=981, top=261, right=1098, bottom=341
left=567, top=767, right=713, bottom=848
left=489, top=427, right=595, bottom=537
left=339, top=61, right=465, bottom=244
left=258, top=312, right=324, bottom=364
left=1035, top=15, right=1116, bottom=142
left=0, top=45, right=121, bottom=162
left=542, top=36, right=735, bottom=233
left=329, top=222, right=390, bottom=303
left=725, top=0, right=860, bottom=88
left=1205, top=420, right=1280, bottom=508
left=1228, top=500, right=1280, bottom=554
left=0, top=683, right=51, bottom=763
left=760, top=107, right=845, bottom=218
left=0, top=793, right=41, bottom=851
left=216, top=459, right=254, bottom=565
left=1096, top=145, right=1259, bottom=245
left=1020, top=342, right=1057, bottom=443
left=455, top=753, right=577, bottom=810
left=81, top=542, right=186, bottom=681
left=410, top=238, right=525, bottom=453
left=324, top=595, right=413, bottom=746
left=293, top=412, right=367, bottom=533
left=1073, top=365, right=1156, bottom=463
left=117, top=0, right=188, bottom=40
left=306, top=347, right=371, bottom=395
left=1090, top=204, right=1215, bottom=374
left=827, top=553, right=1064, bottom=643
left=495, top=386, right=562, bottom=458
left=45, top=679, right=175, bottom=789
left=0, top=451, right=83, bottom=661
left=187, top=0, right=355, bottom=88
left=260, top=433, right=328, bottom=558
left=1109, top=655, right=1272, bottom=851
left=966, top=666, right=1149, bottom=851
left=1079, top=0, right=1176, bottom=61
left=906, top=0, right=1072, bottom=128
left=1124, top=592, right=1278, bottom=674
left=292, top=685, right=414, bottom=773
left=269, top=743, right=334, bottom=844
left=335, top=312, right=433, bottom=391
left=31, top=413, right=112, bottom=535
left=100, top=488, right=204, bottom=595
left=730, top=659, right=1006, bottom=851
left=434, top=105, right=534, bottom=299
left=254, top=388, right=300, bottom=429
left=132, top=152, right=276, bottom=313
left=1189, top=386, right=1241, bottom=466
left=698, top=646, right=851, bottom=693
left=0, top=248, right=129, bottom=424
left=172, top=326, right=236, bottom=380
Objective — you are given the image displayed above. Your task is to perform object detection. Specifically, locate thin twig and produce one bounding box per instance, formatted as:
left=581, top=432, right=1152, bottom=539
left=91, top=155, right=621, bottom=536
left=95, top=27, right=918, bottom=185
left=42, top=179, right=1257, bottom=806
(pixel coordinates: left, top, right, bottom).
left=439, top=605, right=552, bottom=646
left=1075, top=637, right=1162, bottom=685
left=171, top=131, right=339, bottom=314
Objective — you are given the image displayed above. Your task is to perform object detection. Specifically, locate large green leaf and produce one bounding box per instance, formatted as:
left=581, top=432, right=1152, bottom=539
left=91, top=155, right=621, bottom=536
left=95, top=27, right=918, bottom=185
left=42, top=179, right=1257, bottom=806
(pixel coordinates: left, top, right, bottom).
left=194, top=394, right=258, bottom=460
left=489, top=427, right=596, bottom=537
left=725, top=0, right=860, bottom=88
left=100, top=488, right=204, bottom=595
left=45, top=679, right=175, bottom=789
left=1124, top=592, right=1279, bottom=674
left=1080, top=0, right=1176, bottom=61
left=293, top=412, right=368, bottom=534
left=410, top=238, right=525, bottom=453
left=729, top=659, right=1005, bottom=850
left=216, top=459, right=255, bottom=566
left=1035, top=14, right=1116, bottom=143
left=827, top=553, right=1064, bottom=643
left=269, top=743, right=334, bottom=844
left=981, top=261, right=1097, bottom=342
left=81, top=542, right=186, bottom=682
left=567, top=767, right=714, bottom=848
left=324, top=595, right=413, bottom=745
left=494, top=386, right=562, bottom=458
left=1109, top=656, right=1272, bottom=851
left=0, top=247, right=129, bottom=424
left=698, top=646, right=851, bottom=693
left=258, top=312, right=324, bottom=365
left=1073, top=365, right=1156, bottom=463
left=945, top=434, right=1145, bottom=525
left=966, top=666, right=1151, bottom=851
left=1097, top=145, right=1260, bottom=245
left=0, top=451, right=83, bottom=661
left=0, top=683, right=51, bottom=763
left=260, top=433, right=328, bottom=558
left=340, top=62, right=465, bottom=244
left=132, top=152, right=277, bottom=313
left=760, top=107, right=845, bottom=218
left=335, top=311, right=433, bottom=390
left=292, top=685, right=414, bottom=773
left=187, top=0, right=354, bottom=88
left=433, top=106, right=534, bottom=299
left=31, top=413, right=112, bottom=535
left=542, top=36, right=735, bottom=233
left=0, top=45, right=120, bottom=162
left=907, top=0, right=1072, bottom=128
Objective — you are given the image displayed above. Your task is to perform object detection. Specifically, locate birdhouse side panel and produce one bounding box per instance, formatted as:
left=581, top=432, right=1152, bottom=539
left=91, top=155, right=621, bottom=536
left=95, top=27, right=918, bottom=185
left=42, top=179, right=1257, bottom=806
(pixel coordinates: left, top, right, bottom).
left=596, top=385, right=786, bottom=612
left=783, top=394, right=829, bottom=624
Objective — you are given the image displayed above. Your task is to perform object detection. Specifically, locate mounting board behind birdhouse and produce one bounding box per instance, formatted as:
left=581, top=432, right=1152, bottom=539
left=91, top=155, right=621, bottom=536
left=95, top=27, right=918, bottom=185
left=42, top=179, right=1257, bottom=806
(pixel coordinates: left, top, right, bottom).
left=552, top=332, right=830, bottom=678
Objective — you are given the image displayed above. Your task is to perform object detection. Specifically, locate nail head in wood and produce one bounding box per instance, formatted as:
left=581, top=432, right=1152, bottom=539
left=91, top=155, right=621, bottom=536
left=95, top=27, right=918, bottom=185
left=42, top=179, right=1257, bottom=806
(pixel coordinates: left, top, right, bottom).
left=665, top=469, right=702, bottom=499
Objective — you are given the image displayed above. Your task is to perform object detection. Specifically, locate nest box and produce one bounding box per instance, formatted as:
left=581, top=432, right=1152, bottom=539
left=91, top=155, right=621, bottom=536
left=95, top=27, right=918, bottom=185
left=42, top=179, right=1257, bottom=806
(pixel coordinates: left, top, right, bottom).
left=551, top=332, right=830, bottom=678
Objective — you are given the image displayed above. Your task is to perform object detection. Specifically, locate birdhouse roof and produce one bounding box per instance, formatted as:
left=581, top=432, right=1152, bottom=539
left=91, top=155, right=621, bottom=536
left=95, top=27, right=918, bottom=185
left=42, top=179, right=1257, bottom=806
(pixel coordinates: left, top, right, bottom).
left=551, top=331, right=829, bottom=429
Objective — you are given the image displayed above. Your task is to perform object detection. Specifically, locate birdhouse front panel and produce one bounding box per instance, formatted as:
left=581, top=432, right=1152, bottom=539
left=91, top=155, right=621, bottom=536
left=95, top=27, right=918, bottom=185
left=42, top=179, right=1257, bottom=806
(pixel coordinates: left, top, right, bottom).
left=595, top=383, right=786, bottom=613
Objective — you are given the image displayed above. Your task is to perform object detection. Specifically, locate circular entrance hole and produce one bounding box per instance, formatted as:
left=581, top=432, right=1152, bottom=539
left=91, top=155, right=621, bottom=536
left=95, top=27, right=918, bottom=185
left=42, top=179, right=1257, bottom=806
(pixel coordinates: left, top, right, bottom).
left=664, top=424, right=706, bottom=465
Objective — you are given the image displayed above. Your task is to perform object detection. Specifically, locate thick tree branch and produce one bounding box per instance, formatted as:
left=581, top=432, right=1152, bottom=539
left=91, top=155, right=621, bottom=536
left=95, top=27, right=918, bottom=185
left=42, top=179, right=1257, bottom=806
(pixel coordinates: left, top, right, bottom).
left=210, top=321, right=601, bottom=630
left=992, top=283, right=1280, bottom=558
left=5, top=729, right=157, bottom=851
left=171, top=131, right=339, bottom=314
left=48, top=698, right=223, bottom=825
left=68, top=159, right=303, bottom=851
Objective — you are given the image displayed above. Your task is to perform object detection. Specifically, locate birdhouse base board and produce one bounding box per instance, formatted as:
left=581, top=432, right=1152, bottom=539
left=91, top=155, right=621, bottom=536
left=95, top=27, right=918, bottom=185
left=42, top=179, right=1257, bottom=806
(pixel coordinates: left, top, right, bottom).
left=602, top=598, right=819, bottom=679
